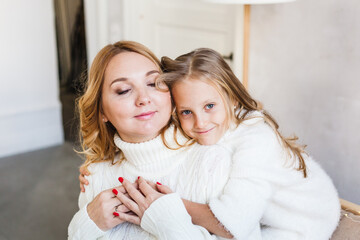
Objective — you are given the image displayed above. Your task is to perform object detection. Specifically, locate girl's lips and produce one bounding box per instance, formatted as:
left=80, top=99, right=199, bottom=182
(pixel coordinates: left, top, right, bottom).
left=134, top=111, right=156, bottom=120
left=196, top=126, right=215, bottom=134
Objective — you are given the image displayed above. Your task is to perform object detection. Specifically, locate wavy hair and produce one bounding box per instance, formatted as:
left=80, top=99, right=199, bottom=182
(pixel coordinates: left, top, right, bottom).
left=77, top=41, right=169, bottom=171
left=160, top=48, right=308, bottom=177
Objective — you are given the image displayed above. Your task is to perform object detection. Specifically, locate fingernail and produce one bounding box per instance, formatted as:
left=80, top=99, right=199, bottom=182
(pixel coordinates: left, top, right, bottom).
left=118, top=177, right=124, bottom=183
left=137, top=176, right=140, bottom=180
left=113, top=212, right=119, bottom=217
left=112, top=189, right=118, bottom=195
left=156, top=182, right=162, bottom=185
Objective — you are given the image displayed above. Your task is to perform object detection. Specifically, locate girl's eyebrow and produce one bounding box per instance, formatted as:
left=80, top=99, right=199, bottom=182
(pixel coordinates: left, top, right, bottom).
left=201, top=99, right=216, bottom=106
left=110, top=70, right=160, bottom=86
left=177, top=99, right=216, bottom=110
left=176, top=106, right=188, bottom=110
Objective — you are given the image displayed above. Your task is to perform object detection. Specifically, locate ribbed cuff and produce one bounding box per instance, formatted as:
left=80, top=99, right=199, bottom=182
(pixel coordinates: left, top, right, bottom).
left=141, top=193, right=191, bottom=237
left=68, top=204, right=106, bottom=239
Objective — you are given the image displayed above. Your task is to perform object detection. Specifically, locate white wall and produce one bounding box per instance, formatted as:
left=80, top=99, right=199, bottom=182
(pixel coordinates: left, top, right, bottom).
left=82, top=0, right=360, bottom=203
left=0, top=0, right=63, bottom=157
left=249, top=0, right=360, bottom=203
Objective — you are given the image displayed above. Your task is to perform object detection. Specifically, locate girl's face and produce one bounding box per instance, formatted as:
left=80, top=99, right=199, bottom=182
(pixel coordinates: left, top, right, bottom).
left=172, top=78, right=228, bottom=145
left=102, top=51, right=172, bottom=143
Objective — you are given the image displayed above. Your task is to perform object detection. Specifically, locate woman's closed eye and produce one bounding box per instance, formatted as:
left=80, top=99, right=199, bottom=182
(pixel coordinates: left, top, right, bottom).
left=147, top=82, right=156, bottom=87
left=147, top=73, right=159, bottom=88
left=117, top=89, right=130, bottom=95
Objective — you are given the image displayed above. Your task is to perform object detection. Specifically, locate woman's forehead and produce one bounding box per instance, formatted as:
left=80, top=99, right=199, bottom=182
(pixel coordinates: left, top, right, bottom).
left=104, top=52, right=159, bottom=83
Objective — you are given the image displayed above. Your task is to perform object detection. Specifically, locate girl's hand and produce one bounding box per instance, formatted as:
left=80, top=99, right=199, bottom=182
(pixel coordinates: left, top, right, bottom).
left=79, top=165, right=90, bottom=192
left=153, top=182, right=173, bottom=194
left=87, top=186, right=139, bottom=231
left=139, top=178, right=174, bottom=195
left=114, top=177, right=172, bottom=223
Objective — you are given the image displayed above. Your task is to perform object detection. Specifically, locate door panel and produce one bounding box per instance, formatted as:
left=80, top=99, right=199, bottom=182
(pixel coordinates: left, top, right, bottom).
left=123, top=0, right=236, bottom=60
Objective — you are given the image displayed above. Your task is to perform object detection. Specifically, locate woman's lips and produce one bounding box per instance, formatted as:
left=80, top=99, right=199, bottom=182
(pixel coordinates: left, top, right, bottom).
left=134, top=111, right=156, bottom=120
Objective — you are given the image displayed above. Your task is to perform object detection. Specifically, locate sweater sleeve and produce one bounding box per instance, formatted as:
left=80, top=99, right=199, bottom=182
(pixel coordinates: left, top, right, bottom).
left=141, top=193, right=218, bottom=240
left=209, top=122, right=283, bottom=240
left=68, top=165, right=106, bottom=240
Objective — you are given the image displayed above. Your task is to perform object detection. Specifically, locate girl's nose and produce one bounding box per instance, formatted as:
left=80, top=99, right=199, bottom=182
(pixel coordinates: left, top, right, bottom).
left=194, top=114, right=207, bottom=129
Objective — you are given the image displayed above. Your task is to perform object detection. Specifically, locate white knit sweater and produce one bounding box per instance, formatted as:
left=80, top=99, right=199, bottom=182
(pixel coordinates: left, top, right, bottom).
left=206, top=113, right=341, bottom=240
left=141, top=113, right=340, bottom=240
left=68, top=126, right=231, bottom=240
left=69, top=114, right=340, bottom=239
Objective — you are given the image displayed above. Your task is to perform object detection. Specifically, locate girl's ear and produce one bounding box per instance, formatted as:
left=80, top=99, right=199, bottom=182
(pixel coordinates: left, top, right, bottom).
left=232, top=100, right=239, bottom=109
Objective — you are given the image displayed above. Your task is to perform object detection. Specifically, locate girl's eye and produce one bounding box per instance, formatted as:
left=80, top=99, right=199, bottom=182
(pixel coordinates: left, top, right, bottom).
left=117, top=89, right=130, bottom=95
left=181, top=110, right=192, bottom=116
left=148, top=83, right=156, bottom=87
left=205, top=103, right=215, bottom=110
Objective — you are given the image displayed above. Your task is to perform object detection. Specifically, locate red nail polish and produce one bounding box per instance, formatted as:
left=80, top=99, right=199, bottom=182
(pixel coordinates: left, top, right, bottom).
left=156, top=182, right=162, bottom=185
left=112, top=189, right=118, bottom=195
left=137, top=176, right=140, bottom=180
left=113, top=212, right=119, bottom=217
left=118, top=177, right=124, bottom=183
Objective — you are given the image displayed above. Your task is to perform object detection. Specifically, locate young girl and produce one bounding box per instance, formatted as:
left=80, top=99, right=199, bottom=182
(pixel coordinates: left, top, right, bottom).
left=79, top=48, right=340, bottom=239
left=151, top=48, right=340, bottom=239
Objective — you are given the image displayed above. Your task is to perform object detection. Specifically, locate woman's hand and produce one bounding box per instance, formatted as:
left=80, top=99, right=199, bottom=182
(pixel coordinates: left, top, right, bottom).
left=79, top=165, right=90, bottom=192
left=87, top=187, right=139, bottom=231
left=114, top=177, right=173, bottom=224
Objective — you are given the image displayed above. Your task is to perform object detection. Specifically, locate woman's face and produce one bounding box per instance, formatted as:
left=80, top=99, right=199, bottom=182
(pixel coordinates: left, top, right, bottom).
left=101, top=51, right=172, bottom=143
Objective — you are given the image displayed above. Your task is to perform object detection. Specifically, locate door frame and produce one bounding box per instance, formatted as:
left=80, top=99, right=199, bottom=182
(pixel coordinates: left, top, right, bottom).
left=83, top=0, right=109, bottom=67
left=83, top=0, right=244, bottom=77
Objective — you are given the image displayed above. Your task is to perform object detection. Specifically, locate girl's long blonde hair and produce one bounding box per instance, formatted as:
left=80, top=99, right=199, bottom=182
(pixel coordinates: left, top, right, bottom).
left=160, top=48, right=308, bottom=177
left=77, top=41, right=168, bottom=171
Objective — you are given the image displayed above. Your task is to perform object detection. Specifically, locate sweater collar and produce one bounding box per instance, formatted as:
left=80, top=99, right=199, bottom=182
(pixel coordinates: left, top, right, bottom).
left=113, top=125, right=188, bottom=173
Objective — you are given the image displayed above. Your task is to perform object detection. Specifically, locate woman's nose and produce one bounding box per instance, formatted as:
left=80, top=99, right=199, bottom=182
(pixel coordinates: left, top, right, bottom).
left=135, top=89, right=151, bottom=106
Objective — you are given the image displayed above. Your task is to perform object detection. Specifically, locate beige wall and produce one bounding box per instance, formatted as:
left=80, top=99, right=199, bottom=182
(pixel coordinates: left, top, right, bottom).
left=249, top=0, right=360, bottom=203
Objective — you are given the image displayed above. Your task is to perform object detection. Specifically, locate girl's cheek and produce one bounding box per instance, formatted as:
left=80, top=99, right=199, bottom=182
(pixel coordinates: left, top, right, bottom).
left=180, top=120, right=191, bottom=133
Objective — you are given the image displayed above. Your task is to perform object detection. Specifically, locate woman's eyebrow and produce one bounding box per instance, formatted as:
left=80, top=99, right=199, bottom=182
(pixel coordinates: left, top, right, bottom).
left=110, top=77, right=127, bottom=86
left=146, top=70, right=160, bottom=76
left=110, top=70, right=159, bottom=86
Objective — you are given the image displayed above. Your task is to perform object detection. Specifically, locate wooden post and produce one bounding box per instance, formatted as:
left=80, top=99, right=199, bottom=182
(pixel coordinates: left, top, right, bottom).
left=243, top=4, right=251, bottom=89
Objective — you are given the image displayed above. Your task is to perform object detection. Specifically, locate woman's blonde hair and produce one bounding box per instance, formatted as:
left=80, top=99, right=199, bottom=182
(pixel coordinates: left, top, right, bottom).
left=77, top=41, right=168, bottom=171
left=160, top=48, right=308, bottom=177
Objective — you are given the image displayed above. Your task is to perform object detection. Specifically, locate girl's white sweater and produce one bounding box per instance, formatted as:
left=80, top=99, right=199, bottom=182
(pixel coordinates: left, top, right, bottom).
left=208, top=114, right=340, bottom=239
left=142, top=114, right=340, bottom=240
left=68, top=126, right=231, bottom=239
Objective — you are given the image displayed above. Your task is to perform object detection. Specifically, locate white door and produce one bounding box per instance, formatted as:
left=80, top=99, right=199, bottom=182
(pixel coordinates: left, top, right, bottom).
left=123, top=0, right=236, bottom=63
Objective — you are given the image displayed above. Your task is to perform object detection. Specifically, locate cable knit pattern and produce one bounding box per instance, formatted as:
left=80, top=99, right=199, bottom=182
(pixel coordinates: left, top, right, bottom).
left=141, top=112, right=340, bottom=240
left=68, top=125, right=231, bottom=240
left=208, top=113, right=341, bottom=240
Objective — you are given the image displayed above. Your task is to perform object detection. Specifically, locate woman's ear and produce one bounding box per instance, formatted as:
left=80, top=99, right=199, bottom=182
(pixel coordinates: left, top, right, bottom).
left=102, top=114, right=109, bottom=123
left=100, top=104, right=108, bottom=123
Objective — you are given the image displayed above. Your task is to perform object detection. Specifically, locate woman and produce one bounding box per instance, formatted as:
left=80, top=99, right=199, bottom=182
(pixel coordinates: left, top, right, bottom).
left=68, top=41, right=233, bottom=239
